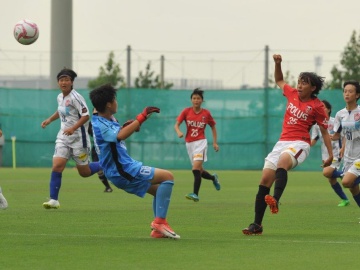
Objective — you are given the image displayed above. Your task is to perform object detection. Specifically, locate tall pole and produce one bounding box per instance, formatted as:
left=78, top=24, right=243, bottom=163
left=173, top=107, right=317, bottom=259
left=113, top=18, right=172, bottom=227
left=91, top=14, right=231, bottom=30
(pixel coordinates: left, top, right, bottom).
left=264, top=45, right=269, bottom=89
left=160, top=55, right=164, bottom=89
left=50, top=0, right=72, bottom=89
left=127, top=45, right=131, bottom=88
left=264, top=45, right=270, bottom=154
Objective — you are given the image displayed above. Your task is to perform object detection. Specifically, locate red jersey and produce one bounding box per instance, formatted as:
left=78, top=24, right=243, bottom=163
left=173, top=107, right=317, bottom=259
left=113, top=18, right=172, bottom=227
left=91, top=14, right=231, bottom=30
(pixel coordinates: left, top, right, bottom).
left=279, top=84, right=328, bottom=144
left=177, top=107, right=216, bottom=143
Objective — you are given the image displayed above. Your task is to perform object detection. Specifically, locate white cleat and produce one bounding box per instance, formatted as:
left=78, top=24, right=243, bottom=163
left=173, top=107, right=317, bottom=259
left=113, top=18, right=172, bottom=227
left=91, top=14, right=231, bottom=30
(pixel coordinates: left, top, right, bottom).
left=0, top=187, right=8, bottom=210
left=43, top=199, right=60, bottom=209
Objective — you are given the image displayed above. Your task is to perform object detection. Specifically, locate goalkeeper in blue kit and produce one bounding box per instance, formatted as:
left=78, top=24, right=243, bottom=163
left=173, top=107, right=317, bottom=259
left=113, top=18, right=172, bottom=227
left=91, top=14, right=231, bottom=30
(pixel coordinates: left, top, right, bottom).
left=89, top=84, right=180, bottom=239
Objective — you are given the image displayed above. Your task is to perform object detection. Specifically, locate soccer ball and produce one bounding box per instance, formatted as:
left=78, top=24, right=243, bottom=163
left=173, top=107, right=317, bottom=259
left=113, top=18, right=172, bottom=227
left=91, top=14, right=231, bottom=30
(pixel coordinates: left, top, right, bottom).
left=13, top=19, right=39, bottom=45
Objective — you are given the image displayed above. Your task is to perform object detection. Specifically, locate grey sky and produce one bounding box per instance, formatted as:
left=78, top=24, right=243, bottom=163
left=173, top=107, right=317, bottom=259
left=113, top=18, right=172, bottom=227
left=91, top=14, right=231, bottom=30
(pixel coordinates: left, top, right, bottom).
left=1, top=0, right=359, bottom=88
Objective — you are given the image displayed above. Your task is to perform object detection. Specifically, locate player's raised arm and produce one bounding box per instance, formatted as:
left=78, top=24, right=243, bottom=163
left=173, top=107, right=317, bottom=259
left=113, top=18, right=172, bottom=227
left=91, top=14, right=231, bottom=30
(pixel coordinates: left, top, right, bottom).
left=273, top=54, right=286, bottom=90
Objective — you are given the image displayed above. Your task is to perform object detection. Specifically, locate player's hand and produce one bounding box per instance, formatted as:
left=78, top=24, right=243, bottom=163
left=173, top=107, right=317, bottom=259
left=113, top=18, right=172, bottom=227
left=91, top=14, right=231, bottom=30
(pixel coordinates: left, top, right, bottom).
left=41, top=119, right=51, bottom=128
left=136, top=106, right=160, bottom=125
left=121, top=119, right=140, bottom=132
left=213, top=143, right=219, bottom=152
left=273, top=54, right=282, bottom=64
left=321, top=156, right=333, bottom=168
left=63, top=127, right=75, bottom=136
left=177, top=132, right=184, bottom=138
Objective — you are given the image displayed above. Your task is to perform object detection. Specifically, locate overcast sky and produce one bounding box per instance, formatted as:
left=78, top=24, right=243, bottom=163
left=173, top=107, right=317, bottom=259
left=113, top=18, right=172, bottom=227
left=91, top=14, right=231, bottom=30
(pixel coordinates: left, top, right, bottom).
left=1, top=0, right=359, bottom=88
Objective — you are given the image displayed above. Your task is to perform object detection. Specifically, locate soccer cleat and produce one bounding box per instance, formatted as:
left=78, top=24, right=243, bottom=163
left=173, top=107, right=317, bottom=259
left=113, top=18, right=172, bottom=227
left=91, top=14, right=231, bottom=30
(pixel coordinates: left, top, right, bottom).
left=0, top=187, right=8, bottom=210
left=151, top=221, right=180, bottom=239
left=242, top=223, right=263, bottom=235
left=43, top=199, right=60, bottom=209
left=104, top=187, right=113, bottom=193
left=150, top=229, right=168, bottom=238
left=337, top=199, right=350, bottom=207
left=185, top=193, right=199, bottom=202
left=212, top=173, right=221, bottom=191
left=265, top=195, right=279, bottom=214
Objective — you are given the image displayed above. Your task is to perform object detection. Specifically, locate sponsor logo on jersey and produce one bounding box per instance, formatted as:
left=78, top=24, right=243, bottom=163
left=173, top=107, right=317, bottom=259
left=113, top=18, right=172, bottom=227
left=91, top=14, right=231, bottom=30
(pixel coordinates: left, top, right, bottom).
left=187, top=120, right=205, bottom=128
left=287, top=102, right=308, bottom=121
left=305, top=106, right=312, bottom=114
left=354, top=113, right=360, bottom=121
left=65, top=100, right=71, bottom=106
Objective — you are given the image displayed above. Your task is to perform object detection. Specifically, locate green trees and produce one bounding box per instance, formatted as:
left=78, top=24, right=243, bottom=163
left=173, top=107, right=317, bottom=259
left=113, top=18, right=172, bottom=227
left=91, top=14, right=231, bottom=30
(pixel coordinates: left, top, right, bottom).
left=326, top=30, right=360, bottom=89
left=87, top=51, right=126, bottom=89
left=88, top=53, right=173, bottom=90
left=134, top=62, right=173, bottom=89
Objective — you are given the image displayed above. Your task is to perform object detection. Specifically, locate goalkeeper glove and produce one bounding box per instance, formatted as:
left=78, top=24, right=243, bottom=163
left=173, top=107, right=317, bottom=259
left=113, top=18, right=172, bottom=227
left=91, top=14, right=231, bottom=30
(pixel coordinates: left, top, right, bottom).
left=136, top=106, right=160, bottom=125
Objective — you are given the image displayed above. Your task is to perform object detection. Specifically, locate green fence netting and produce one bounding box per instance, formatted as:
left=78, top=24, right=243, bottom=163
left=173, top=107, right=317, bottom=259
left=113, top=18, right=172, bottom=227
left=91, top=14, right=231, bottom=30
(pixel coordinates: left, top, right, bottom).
left=0, top=87, right=344, bottom=171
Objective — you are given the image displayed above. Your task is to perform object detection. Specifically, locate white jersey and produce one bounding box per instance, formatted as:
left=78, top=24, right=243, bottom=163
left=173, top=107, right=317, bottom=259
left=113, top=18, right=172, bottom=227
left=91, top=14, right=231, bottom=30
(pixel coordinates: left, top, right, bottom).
left=55, top=89, right=91, bottom=148
left=333, top=105, right=360, bottom=163
left=311, top=117, right=341, bottom=161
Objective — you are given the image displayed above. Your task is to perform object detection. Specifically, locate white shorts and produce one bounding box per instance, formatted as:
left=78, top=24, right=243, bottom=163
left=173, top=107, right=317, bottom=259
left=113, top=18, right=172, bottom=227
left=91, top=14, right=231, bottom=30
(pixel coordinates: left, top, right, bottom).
left=329, top=159, right=341, bottom=170
left=342, top=160, right=360, bottom=177
left=186, top=139, right=208, bottom=165
left=54, top=142, right=91, bottom=166
left=264, top=140, right=310, bottom=170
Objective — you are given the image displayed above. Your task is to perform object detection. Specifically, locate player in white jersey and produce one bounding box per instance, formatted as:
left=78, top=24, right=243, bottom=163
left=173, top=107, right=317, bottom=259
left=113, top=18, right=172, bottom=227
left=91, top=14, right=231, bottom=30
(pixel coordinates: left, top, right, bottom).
left=310, top=100, right=349, bottom=206
left=41, top=68, right=101, bottom=209
left=332, top=80, right=360, bottom=211
left=0, top=128, right=8, bottom=209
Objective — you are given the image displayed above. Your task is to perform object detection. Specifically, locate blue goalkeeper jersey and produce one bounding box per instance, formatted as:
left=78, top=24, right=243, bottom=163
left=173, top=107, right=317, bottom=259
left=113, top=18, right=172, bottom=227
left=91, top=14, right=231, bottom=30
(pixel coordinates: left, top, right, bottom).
left=91, top=114, right=143, bottom=180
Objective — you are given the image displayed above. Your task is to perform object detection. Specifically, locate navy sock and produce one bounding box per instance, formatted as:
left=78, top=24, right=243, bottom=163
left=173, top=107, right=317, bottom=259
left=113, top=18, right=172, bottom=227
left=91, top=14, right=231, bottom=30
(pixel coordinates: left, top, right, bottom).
left=155, top=181, right=174, bottom=218
left=331, top=182, right=348, bottom=200
left=273, top=168, right=288, bottom=202
left=192, top=170, right=202, bottom=195
left=49, top=171, right=62, bottom=200
left=254, top=185, right=270, bottom=225
left=352, top=193, right=360, bottom=207
left=331, top=169, right=343, bottom=179
left=89, top=162, right=101, bottom=175
left=201, top=170, right=214, bottom=180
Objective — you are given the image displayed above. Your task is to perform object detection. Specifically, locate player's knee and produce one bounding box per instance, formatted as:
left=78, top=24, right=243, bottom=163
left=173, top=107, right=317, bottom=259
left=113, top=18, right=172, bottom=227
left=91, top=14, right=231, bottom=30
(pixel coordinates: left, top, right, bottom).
left=163, top=170, right=174, bottom=181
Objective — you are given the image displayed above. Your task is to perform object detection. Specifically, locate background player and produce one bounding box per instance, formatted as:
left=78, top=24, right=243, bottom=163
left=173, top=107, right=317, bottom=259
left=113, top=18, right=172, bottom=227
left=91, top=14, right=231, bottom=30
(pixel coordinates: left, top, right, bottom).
left=310, top=100, right=349, bottom=206
left=41, top=68, right=101, bottom=209
left=174, top=88, right=220, bottom=202
left=0, top=128, right=8, bottom=209
left=332, top=80, right=360, bottom=212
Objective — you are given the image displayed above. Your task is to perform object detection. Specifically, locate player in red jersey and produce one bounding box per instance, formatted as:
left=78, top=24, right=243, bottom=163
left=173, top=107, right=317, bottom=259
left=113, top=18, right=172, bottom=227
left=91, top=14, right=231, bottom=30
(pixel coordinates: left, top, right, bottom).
left=242, top=54, right=333, bottom=235
left=174, top=88, right=220, bottom=202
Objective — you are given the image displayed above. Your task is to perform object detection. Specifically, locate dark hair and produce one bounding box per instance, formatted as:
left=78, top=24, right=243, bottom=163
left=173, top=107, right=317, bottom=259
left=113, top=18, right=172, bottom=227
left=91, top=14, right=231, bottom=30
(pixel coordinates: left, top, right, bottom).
left=191, top=87, right=204, bottom=100
left=321, top=99, right=332, bottom=116
left=57, top=68, right=77, bottom=81
left=343, top=80, right=360, bottom=101
left=89, top=84, right=117, bottom=113
left=298, top=72, right=325, bottom=97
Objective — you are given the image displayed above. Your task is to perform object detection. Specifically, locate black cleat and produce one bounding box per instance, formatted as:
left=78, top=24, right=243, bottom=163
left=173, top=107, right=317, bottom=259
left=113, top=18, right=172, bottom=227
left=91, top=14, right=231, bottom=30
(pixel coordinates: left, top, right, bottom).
left=242, top=223, right=263, bottom=235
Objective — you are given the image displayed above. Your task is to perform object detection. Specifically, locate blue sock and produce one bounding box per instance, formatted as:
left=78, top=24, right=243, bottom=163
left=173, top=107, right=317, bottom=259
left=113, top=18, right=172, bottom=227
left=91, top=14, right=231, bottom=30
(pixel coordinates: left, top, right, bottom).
left=89, top=162, right=101, bottom=175
left=152, top=197, right=156, bottom=218
left=331, top=182, right=348, bottom=200
left=155, top=180, right=174, bottom=218
left=50, top=171, right=62, bottom=200
left=331, top=169, right=343, bottom=178
left=353, top=193, right=360, bottom=207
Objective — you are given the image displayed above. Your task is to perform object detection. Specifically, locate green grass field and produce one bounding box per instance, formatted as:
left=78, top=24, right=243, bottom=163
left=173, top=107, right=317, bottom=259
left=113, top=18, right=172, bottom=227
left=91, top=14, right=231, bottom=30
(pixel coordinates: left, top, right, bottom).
left=0, top=168, right=358, bottom=270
